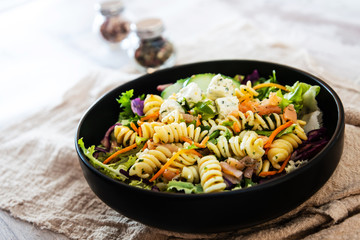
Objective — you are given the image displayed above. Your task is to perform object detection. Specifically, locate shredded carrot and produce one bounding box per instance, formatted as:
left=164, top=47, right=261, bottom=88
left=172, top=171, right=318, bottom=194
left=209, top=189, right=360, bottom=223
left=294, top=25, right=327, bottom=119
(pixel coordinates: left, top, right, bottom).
left=253, top=83, right=289, bottom=91
left=182, top=136, right=194, bottom=145
left=138, top=126, right=142, bottom=137
left=230, top=110, right=238, bottom=117
left=277, top=154, right=291, bottom=174
left=259, top=154, right=291, bottom=177
left=233, top=121, right=241, bottom=133
left=196, top=114, right=202, bottom=127
left=141, top=142, right=148, bottom=151
left=264, top=121, right=294, bottom=149
left=137, top=120, right=144, bottom=126
left=140, top=112, right=159, bottom=121
left=182, top=136, right=208, bottom=148
left=149, top=149, right=202, bottom=182
left=194, top=142, right=206, bottom=148
left=130, top=122, right=138, bottom=133
left=103, top=143, right=138, bottom=164
left=258, top=170, right=278, bottom=177
left=200, top=136, right=209, bottom=146
left=238, top=94, right=251, bottom=103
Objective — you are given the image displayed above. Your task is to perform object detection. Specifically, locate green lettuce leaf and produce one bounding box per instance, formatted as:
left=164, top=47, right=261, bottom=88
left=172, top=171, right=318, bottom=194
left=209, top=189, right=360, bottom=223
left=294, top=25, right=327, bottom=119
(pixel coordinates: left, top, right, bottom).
left=244, top=178, right=257, bottom=187
left=255, top=124, right=296, bottom=137
left=283, top=81, right=320, bottom=114
left=167, top=180, right=203, bottom=194
left=116, top=90, right=142, bottom=125
left=254, top=70, right=278, bottom=100
left=78, top=138, right=135, bottom=181
left=129, top=179, right=152, bottom=190
left=117, top=90, right=134, bottom=121
left=189, top=100, right=216, bottom=120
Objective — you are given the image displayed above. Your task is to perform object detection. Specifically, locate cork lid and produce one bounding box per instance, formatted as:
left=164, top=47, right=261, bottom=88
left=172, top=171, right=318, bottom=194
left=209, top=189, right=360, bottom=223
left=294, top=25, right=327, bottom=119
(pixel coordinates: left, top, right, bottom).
left=135, top=18, right=165, bottom=39
left=97, top=0, right=125, bottom=16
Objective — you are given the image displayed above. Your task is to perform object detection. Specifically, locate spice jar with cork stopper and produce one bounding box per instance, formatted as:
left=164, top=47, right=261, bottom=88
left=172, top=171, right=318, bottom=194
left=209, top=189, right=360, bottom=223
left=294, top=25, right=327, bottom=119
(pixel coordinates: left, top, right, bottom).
left=94, top=0, right=132, bottom=44
left=133, top=18, right=176, bottom=73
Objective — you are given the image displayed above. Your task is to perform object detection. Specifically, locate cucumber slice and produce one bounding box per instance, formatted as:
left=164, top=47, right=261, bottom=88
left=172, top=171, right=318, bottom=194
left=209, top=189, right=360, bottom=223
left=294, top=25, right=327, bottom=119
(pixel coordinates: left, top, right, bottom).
left=161, top=78, right=189, bottom=99
left=161, top=73, right=241, bottom=99
left=185, top=73, right=241, bottom=92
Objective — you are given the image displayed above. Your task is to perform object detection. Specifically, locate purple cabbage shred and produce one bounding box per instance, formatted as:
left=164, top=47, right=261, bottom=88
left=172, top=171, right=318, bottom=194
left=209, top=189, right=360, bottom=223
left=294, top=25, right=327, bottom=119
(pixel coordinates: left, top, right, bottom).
left=100, top=123, right=121, bottom=151
left=291, top=128, right=329, bottom=161
left=244, top=69, right=260, bottom=84
left=119, top=169, right=152, bottom=186
left=131, top=98, right=144, bottom=116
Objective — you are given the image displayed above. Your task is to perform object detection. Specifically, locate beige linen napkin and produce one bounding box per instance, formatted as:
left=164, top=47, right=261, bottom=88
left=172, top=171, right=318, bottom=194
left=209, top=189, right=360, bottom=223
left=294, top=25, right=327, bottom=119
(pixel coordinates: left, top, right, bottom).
left=1, top=63, right=360, bottom=240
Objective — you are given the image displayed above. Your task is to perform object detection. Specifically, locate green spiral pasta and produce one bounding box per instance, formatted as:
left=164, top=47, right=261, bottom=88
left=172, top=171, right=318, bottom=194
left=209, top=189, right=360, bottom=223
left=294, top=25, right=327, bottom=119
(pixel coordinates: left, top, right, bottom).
left=198, top=155, right=226, bottom=193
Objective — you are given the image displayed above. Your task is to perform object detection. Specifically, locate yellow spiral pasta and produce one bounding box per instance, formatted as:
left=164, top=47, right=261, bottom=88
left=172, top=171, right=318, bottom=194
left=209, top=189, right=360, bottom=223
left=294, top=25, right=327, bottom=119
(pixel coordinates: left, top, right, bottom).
left=153, top=122, right=208, bottom=144
left=240, top=131, right=265, bottom=159
left=228, top=135, right=246, bottom=158
left=207, top=136, right=232, bottom=159
left=161, top=109, right=183, bottom=124
left=235, top=81, right=259, bottom=101
left=201, top=119, right=218, bottom=130
left=129, top=145, right=173, bottom=178
left=181, top=165, right=200, bottom=183
left=170, top=151, right=200, bottom=170
left=114, top=125, right=137, bottom=147
left=143, top=94, right=163, bottom=119
left=221, top=112, right=247, bottom=132
left=129, top=144, right=200, bottom=178
left=140, top=122, right=164, bottom=139
left=267, top=124, right=308, bottom=169
left=259, top=159, right=271, bottom=175
left=198, top=155, right=226, bottom=193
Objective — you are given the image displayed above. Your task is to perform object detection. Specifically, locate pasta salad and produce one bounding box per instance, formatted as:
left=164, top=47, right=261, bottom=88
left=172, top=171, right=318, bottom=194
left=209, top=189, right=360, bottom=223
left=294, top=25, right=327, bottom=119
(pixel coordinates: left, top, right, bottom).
left=78, top=70, right=329, bottom=194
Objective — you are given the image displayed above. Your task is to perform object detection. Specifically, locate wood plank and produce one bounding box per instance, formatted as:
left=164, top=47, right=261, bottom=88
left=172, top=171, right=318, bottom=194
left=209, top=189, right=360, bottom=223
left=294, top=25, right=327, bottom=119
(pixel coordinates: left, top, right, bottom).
left=0, top=209, right=68, bottom=240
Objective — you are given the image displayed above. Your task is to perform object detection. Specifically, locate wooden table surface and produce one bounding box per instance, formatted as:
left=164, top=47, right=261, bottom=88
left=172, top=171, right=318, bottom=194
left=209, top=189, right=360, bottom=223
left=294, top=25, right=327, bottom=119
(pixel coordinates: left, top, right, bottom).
left=1, top=0, right=360, bottom=239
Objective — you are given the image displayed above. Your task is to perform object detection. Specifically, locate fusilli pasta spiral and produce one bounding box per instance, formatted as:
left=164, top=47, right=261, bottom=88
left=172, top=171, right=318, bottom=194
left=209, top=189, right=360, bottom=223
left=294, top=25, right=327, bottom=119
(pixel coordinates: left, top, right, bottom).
left=129, top=145, right=173, bottom=178
left=161, top=109, right=182, bottom=124
left=198, top=155, right=226, bottom=193
left=267, top=124, right=308, bottom=169
left=153, top=122, right=208, bottom=144
left=207, top=131, right=265, bottom=159
left=235, top=81, right=259, bottom=101
left=140, top=122, right=164, bottom=139
left=114, top=125, right=137, bottom=147
left=143, top=94, right=163, bottom=120
left=181, top=166, right=200, bottom=183
left=222, top=111, right=287, bottom=132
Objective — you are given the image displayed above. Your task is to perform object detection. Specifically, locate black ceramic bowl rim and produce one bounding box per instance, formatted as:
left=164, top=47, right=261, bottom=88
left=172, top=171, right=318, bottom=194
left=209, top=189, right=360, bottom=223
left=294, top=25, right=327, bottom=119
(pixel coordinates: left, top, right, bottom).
left=75, top=59, right=344, bottom=230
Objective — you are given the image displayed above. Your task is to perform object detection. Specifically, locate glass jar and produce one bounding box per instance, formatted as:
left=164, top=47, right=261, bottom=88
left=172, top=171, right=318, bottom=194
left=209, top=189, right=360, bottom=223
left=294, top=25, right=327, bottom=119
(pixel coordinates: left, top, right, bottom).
left=94, top=0, right=131, bottom=44
left=133, top=18, right=176, bottom=73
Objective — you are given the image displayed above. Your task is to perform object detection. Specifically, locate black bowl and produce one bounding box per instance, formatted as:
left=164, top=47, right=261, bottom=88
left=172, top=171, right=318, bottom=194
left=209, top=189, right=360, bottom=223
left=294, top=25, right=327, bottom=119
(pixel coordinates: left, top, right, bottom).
left=75, top=60, right=344, bottom=233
